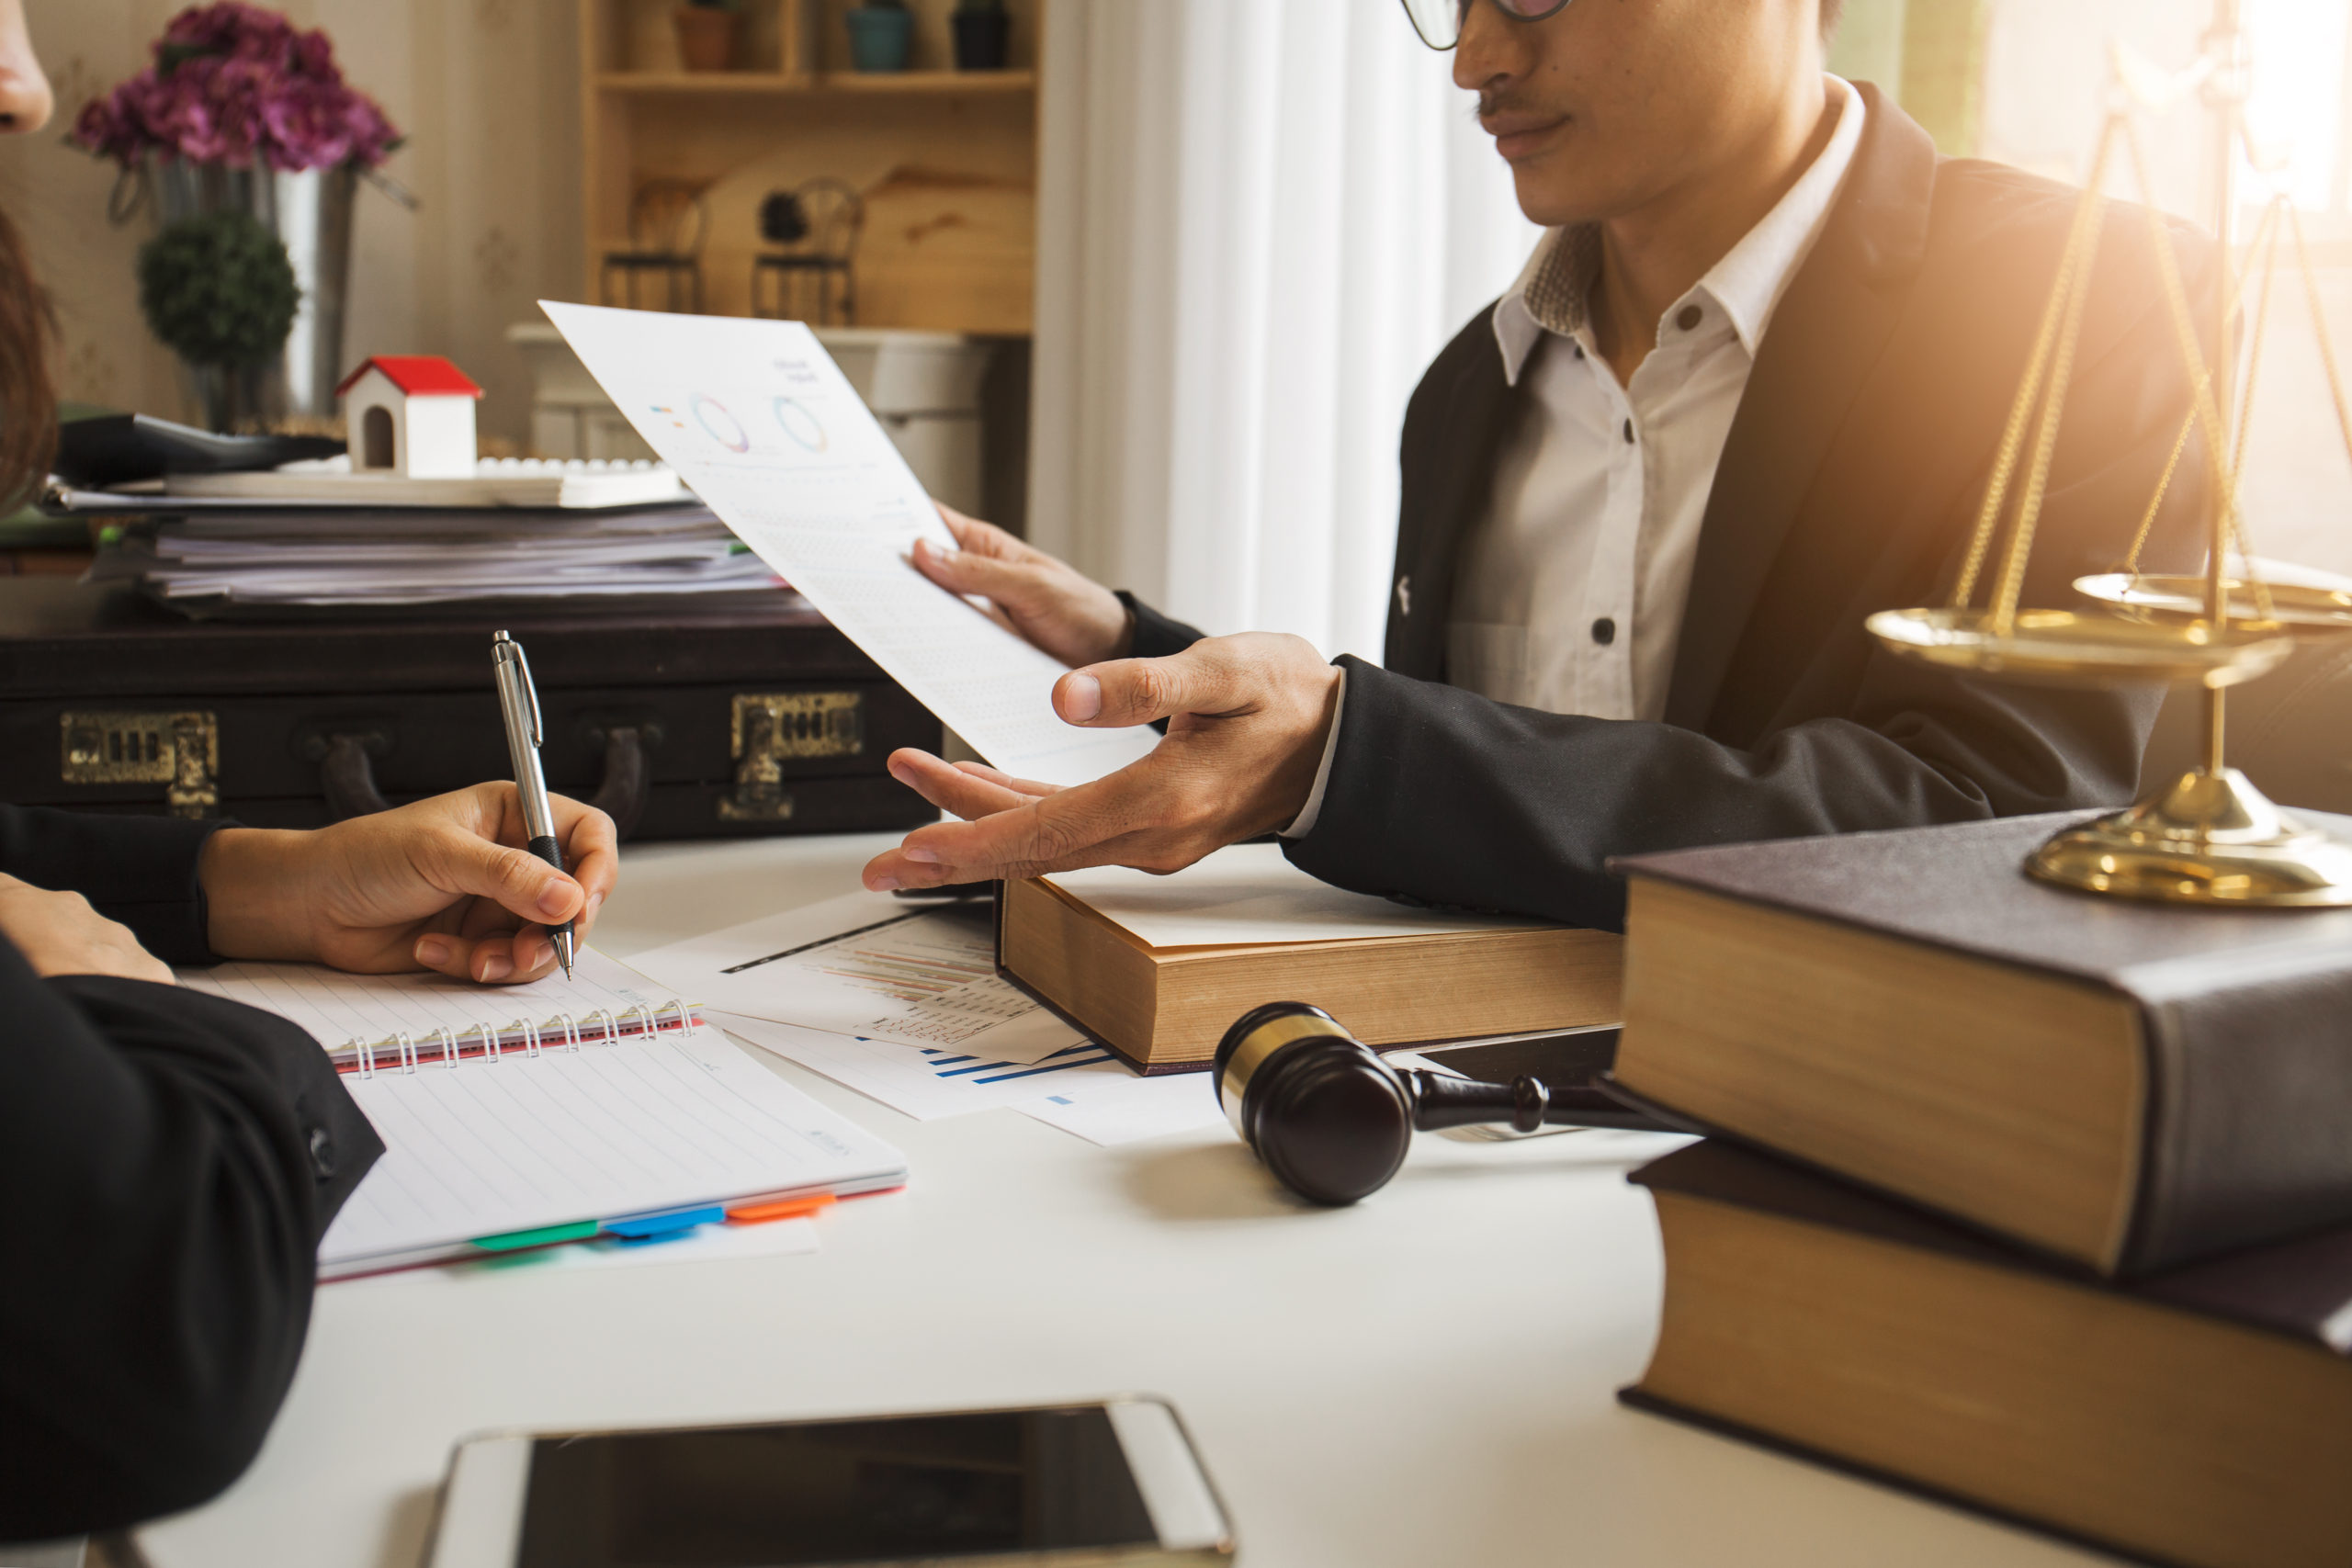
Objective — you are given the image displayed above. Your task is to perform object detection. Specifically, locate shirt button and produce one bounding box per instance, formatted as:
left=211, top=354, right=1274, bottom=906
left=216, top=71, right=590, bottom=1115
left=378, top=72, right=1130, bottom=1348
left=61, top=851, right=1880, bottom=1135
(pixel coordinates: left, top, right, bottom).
left=1677, top=304, right=1703, bottom=332
left=1622, top=418, right=1634, bottom=445
left=1591, top=617, right=1617, bottom=646
left=308, top=1125, right=337, bottom=1179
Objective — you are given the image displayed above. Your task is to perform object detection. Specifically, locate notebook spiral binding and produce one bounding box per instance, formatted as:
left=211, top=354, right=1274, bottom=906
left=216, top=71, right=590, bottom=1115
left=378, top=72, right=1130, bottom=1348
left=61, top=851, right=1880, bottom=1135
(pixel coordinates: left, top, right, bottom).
left=345, top=995, right=698, bottom=1078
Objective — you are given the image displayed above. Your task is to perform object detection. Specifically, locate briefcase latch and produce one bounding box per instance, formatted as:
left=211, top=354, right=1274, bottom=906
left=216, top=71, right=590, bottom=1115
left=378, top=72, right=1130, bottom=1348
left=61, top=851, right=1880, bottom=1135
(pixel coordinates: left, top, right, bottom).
left=719, top=691, right=864, bottom=822
left=60, top=710, right=221, bottom=819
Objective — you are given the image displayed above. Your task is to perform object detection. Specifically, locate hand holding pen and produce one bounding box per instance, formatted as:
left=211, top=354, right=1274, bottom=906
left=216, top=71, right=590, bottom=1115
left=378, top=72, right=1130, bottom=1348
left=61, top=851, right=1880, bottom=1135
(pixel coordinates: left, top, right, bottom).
left=493, top=630, right=578, bottom=980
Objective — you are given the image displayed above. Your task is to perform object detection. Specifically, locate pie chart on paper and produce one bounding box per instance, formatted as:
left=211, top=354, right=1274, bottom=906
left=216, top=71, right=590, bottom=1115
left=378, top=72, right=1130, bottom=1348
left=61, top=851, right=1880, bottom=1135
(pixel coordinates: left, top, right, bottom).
left=693, top=395, right=750, bottom=454
left=773, top=397, right=828, bottom=453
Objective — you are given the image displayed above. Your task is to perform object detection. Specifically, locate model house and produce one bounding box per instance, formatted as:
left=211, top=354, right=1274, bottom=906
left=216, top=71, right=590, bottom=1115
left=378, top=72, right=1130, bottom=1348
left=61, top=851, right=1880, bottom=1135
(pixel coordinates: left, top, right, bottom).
left=334, top=355, right=484, bottom=478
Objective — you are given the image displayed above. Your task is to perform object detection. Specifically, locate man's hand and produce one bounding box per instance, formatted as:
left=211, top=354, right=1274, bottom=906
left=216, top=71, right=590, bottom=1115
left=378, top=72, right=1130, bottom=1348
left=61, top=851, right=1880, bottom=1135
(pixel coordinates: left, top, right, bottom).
left=910, top=503, right=1134, bottom=668
left=863, top=633, right=1341, bottom=888
left=0, top=874, right=175, bottom=985
left=201, top=784, right=619, bottom=984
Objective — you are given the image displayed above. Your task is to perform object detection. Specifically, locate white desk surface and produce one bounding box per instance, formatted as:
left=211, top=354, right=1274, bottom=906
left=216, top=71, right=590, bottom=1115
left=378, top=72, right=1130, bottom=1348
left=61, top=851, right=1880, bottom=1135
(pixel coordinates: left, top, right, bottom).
left=138, top=832, right=2103, bottom=1568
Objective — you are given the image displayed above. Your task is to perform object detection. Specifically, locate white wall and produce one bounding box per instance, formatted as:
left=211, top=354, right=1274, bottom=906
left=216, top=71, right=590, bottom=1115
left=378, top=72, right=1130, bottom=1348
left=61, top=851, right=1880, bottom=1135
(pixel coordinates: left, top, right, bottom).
left=6, top=0, right=583, bottom=449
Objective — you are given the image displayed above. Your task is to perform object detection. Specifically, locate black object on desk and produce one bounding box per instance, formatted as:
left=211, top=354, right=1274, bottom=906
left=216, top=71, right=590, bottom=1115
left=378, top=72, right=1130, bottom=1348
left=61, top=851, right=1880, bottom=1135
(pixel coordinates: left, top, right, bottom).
left=52, top=411, right=345, bottom=489
left=1215, top=1002, right=1679, bottom=1205
left=0, top=578, right=939, bottom=841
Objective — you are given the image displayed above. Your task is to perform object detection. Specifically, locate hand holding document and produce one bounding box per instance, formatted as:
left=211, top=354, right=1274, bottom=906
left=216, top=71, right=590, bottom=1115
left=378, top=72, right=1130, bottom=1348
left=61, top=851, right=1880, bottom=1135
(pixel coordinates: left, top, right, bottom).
left=540, top=303, right=1156, bottom=788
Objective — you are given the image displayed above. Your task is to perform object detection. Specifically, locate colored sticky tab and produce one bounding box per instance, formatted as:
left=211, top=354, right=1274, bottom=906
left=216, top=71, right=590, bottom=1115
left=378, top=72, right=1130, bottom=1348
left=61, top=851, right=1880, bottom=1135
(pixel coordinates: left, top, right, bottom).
left=728, top=1192, right=838, bottom=1224
left=471, top=1219, right=600, bottom=1253
left=603, top=1205, right=724, bottom=1240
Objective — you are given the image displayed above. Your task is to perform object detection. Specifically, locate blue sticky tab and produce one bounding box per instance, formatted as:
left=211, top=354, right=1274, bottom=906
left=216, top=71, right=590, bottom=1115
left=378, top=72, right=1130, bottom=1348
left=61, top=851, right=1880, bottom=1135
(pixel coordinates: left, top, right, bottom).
left=602, top=1205, right=724, bottom=1239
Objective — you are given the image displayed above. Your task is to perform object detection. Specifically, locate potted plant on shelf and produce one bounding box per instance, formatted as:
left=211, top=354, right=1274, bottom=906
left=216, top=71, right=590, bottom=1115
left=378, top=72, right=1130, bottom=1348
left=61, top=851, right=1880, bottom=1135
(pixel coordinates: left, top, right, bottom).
left=674, top=0, right=740, bottom=73
left=845, top=0, right=913, bottom=73
left=953, top=0, right=1011, bottom=71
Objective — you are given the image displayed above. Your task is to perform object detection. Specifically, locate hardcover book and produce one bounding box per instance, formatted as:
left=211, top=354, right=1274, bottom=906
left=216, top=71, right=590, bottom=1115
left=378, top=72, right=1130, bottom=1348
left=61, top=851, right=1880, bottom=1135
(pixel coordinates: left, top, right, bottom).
left=1000, top=843, right=1623, bottom=1072
left=1625, top=1140, right=2352, bottom=1568
left=1609, top=811, right=2352, bottom=1276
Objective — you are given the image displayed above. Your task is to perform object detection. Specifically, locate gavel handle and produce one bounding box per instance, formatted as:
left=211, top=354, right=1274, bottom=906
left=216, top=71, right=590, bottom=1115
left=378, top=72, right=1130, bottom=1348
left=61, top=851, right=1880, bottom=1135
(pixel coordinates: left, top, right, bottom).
left=1404, top=1070, right=1679, bottom=1134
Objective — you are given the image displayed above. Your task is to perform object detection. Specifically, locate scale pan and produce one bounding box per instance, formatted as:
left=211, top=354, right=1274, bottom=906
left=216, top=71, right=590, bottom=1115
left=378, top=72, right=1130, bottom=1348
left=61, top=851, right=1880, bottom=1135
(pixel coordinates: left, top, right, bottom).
left=1866, top=606, right=2296, bottom=688
left=2075, top=572, right=2352, bottom=635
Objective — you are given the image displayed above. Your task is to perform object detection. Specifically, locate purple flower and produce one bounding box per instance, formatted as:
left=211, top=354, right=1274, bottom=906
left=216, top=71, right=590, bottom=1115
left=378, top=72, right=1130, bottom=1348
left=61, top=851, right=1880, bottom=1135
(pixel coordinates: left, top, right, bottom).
left=67, top=3, right=401, bottom=174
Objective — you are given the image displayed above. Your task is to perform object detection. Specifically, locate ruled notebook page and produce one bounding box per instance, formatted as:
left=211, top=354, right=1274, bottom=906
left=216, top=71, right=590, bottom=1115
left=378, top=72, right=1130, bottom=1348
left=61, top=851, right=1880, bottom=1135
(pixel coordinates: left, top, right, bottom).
left=318, top=1022, right=905, bottom=1273
left=179, top=948, right=681, bottom=1056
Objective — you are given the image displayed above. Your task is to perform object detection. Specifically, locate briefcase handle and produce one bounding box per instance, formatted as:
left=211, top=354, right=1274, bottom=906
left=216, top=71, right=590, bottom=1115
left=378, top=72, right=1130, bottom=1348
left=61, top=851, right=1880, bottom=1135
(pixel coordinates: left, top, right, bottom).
left=309, top=723, right=655, bottom=841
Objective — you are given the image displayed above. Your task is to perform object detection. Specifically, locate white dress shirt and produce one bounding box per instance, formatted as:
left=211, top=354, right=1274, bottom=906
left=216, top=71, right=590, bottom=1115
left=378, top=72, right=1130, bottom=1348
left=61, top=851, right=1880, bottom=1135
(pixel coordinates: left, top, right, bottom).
left=1283, top=76, right=1863, bottom=840
left=1451, top=75, right=1865, bottom=722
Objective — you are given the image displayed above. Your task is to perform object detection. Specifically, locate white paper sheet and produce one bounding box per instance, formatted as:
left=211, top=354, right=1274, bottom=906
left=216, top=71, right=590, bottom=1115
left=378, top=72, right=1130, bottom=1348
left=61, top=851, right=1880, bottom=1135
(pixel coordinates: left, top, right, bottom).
left=716, top=1013, right=1136, bottom=1122
left=1014, top=1075, right=1227, bottom=1148
left=1039, top=842, right=1541, bottom=948
left=540, top=302, right=1158, bottom=787
left=628, top=893, right=1087, bottom=1066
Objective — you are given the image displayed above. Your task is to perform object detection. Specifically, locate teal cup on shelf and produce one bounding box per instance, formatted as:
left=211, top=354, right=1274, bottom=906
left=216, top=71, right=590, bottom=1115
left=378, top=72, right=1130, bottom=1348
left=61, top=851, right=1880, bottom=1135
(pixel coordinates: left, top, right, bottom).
left=845, top=4, right=913, bottom=72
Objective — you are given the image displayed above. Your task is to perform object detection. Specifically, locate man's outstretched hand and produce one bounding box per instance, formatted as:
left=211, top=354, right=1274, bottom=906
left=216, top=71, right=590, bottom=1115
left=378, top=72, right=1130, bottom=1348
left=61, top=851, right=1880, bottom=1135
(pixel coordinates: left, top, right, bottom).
left=201, top=784, right=619, bottom=983
left=863, top=632, right=1341, bottom=889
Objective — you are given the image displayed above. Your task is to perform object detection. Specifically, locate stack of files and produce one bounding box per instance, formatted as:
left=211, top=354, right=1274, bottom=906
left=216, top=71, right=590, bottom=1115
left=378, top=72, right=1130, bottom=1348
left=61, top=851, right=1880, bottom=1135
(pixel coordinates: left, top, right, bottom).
left=85, top=501, right=786, bottom=610
left=181, top=949, right=906, bottom=1279
left=1605, top=812, right=2352, bottom=1567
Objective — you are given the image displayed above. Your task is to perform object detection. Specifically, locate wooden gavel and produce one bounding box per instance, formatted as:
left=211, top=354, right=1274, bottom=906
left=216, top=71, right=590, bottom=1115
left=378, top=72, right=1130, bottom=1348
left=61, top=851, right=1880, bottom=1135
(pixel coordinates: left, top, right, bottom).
left=1214, top=1001, right=1675, bottom=1204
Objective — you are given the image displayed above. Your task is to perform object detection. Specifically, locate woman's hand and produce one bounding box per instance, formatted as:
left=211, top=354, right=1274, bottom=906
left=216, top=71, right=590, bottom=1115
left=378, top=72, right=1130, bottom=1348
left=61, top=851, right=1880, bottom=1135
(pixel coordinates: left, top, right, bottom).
left=910, top=503, right=1135, bottom=668
left=0, top=874, right=175, bottom=985
left=200, top=784, right=620, bottom=984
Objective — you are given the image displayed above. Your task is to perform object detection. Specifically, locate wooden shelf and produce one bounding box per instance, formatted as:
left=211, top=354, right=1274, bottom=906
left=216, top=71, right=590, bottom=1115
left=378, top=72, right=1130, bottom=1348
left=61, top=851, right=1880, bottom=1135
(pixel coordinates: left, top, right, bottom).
left=594, top=68, right=1035, bottom=96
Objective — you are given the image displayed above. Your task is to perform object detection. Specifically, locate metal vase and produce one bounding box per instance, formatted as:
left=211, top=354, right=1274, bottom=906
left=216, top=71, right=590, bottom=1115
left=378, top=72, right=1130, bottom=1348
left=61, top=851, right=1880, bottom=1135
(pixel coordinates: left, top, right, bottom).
left=152, top=157, right=357, bottom=431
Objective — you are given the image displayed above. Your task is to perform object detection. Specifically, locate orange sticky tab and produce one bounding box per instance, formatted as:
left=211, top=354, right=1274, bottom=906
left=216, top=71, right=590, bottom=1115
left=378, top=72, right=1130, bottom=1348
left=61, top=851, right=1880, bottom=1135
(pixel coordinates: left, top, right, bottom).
left=727, top=1192, right=838, bottom=1224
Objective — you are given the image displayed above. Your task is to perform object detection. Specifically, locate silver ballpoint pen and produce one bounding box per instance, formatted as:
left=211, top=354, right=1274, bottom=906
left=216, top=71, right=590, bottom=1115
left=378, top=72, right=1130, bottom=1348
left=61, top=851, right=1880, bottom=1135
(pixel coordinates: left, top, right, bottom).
left=492, top=630, right=575, bottom=980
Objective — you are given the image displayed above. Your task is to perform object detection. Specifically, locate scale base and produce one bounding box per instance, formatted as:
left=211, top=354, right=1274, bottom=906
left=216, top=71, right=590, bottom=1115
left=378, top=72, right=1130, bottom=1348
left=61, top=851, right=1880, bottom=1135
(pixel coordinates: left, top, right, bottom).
left=2029, top=768, right=2352, bottom=907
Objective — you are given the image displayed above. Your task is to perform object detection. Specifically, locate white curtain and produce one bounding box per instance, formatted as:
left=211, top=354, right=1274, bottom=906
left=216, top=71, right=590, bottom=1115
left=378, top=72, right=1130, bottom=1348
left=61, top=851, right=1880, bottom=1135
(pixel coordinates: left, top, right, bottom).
left=1028, top=0, right=1542, bottom=662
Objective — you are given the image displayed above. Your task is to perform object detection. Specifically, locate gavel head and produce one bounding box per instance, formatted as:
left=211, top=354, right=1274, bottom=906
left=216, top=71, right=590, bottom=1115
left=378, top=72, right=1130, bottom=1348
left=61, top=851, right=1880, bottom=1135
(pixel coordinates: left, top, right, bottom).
left=1214, top=1001, right=1413, bottom=1205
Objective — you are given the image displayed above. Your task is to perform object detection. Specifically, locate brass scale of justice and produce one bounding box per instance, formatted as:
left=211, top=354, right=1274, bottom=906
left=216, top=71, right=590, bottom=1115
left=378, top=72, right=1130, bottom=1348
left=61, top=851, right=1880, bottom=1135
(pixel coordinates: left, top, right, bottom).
left=1869, top=0, right=2352, bottom=907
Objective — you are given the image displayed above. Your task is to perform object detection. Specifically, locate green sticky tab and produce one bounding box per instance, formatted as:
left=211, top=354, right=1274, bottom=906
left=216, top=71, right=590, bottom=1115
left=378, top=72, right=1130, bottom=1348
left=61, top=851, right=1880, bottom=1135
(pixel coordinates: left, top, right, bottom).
left=470, top=1220, right=601, bottom=1253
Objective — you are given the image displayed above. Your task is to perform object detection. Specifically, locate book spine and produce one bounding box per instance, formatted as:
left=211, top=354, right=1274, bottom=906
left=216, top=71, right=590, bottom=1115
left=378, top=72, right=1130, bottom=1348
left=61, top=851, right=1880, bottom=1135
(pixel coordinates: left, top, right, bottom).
left=2124, top=945, right=2352, bottom=1274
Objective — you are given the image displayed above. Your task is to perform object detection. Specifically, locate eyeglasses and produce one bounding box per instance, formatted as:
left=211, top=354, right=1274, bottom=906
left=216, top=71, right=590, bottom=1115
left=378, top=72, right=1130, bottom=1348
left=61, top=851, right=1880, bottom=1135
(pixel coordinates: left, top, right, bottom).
left=1399, top=0, right=1576, bottom=51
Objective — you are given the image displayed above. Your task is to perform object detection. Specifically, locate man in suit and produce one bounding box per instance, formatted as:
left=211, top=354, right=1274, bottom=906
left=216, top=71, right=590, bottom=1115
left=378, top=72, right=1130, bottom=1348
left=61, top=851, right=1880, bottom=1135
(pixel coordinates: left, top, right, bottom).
left=861, top=0, right=2210, bottom=929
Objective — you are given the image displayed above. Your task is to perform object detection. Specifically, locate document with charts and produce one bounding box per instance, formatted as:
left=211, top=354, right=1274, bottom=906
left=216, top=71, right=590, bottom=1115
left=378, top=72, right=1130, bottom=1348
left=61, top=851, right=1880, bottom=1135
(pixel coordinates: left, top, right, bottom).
left=628, top=890, right=1089, bottom=1066
left=540, top=301, right=1157, bottom=787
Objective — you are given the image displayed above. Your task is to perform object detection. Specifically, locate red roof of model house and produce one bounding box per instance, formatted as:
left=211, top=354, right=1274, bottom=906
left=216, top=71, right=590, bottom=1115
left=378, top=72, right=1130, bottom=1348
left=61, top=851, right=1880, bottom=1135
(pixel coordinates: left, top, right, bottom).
left=334, top=355, right=485, bottom=400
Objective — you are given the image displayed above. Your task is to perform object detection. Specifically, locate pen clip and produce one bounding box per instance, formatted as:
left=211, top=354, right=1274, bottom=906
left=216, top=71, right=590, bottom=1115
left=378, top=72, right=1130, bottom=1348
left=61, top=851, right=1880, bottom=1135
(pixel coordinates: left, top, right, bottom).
left=494, top=631, right=546, bottom=749
left=514, top=641, right=544, bottom=749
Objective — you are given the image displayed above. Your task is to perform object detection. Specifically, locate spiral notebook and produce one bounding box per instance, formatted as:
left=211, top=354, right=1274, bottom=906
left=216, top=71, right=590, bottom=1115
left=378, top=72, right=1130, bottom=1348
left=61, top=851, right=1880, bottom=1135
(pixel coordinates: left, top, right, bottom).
left=181, top=950, right=909, bottom=1279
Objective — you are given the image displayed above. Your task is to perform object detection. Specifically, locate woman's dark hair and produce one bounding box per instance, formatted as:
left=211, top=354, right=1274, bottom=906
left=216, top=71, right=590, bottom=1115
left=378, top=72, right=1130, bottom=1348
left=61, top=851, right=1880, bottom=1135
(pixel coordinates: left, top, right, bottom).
left=0, top=203, right=56, bottom=509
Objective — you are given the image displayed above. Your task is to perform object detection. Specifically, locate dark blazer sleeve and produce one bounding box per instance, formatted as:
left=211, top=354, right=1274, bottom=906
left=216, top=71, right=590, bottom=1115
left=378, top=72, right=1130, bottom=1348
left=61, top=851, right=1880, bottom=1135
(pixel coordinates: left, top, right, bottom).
left=0, top=804, right=229, bottom=965
left=0, top=948, right=382, bottom=1538
left=1115, top=591, right=1207, bottom=660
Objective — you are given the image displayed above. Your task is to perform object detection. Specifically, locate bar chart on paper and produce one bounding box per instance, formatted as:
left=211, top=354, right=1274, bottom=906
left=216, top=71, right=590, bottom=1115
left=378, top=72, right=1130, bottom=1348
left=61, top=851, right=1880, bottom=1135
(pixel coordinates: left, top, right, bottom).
left=631, top=893, right=1091, bottom=1064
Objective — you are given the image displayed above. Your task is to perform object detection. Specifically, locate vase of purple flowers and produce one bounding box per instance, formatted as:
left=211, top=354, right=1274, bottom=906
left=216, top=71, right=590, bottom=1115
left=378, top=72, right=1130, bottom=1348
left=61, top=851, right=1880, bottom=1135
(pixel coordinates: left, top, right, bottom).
left=71, top=4, right=404, bottom=428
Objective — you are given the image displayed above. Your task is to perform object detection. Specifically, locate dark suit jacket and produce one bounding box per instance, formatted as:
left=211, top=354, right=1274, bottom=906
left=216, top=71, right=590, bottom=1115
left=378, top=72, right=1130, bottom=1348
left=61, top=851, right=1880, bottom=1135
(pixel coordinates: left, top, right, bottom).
left=0, top=806, right=381, bottom=1541
left=1128, top=87, right=2212, bottom=931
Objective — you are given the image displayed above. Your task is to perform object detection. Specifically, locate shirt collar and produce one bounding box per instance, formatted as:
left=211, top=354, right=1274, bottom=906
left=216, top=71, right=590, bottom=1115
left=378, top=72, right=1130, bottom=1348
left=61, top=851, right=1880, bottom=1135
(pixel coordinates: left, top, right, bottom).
left=1491, top=75, right=1868, bottom=386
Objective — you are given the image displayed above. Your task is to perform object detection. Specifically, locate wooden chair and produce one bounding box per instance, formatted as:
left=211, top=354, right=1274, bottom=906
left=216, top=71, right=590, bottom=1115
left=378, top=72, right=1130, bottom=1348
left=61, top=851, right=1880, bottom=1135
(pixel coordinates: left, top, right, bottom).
left=751, top=179, right=865, bottom=325
left=600, top=179, right=707, bottom=313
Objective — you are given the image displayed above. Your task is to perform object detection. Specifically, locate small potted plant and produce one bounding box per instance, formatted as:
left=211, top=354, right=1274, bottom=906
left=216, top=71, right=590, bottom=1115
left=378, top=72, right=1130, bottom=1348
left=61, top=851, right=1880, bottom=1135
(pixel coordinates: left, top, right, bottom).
left=844, top=0, right=912, bottom=73
left=953, top=0, right=1011, bottom=71
left=675, top=0, right=741, bottom=72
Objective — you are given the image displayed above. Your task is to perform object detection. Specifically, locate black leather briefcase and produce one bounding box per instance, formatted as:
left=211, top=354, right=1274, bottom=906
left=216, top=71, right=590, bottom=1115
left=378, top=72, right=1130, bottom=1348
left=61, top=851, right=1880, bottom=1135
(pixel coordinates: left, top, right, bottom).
left=0, top=579, right=938, bottom=840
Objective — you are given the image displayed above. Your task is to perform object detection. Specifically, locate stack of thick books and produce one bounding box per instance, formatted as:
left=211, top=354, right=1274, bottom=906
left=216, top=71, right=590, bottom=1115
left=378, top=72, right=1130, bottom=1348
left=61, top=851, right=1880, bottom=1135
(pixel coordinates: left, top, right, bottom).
left=1608, top=813, right=2352, bottom=1568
